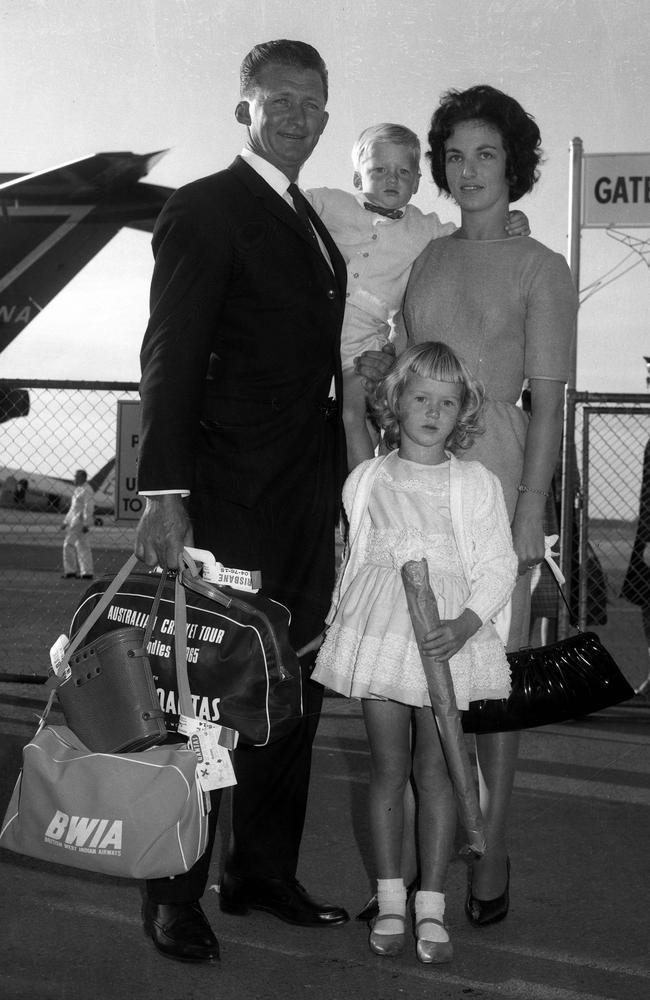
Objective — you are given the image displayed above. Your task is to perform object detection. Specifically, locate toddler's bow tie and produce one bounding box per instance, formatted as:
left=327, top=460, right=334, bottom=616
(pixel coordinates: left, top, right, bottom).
left=363, top=201, right=404, bottom=220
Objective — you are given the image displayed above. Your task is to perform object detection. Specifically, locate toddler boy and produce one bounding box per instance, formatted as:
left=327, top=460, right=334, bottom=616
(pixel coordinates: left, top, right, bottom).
left=306, top=124, right=527, bottom=468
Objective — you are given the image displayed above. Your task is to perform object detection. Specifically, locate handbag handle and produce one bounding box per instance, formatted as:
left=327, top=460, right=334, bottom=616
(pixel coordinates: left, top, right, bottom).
left=541, top=537, right=581, bottom=631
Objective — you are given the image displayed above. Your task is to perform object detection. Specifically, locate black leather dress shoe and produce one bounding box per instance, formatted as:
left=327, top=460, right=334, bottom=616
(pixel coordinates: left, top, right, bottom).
left=465, top=856, right=510, bottom=927
left=142, top=900, right=220, bottom=963
left=219, top=873, right=349, bottom=927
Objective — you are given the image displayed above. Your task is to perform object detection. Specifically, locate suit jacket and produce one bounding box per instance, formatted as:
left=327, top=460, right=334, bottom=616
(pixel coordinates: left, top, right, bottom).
left=138, top=156, right=347, bottom=507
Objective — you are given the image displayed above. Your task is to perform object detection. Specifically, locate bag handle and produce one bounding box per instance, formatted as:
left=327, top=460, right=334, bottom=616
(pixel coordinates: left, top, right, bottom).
left=68, top=554, right=140, bottom=662
left=44, top=553, right=140, bottom=695
left=40, top=554, right=142, bottom=725
left=174, top=553, right=194, bottom=719
left=173, top=553, right=237, bottom=746
left=541, top=535, right=581, bottom=632
left=142, top=566, right=169, bottom=650
left=41, top=555, right=197, bottom=727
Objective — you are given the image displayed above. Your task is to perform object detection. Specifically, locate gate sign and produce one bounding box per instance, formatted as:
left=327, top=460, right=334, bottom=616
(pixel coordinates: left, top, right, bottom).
left=115, top=399, right=142, bottom=522
left=583, top=153, right=650, bottom=227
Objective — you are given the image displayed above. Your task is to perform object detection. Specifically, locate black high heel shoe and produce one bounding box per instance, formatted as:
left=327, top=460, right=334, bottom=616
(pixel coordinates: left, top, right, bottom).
left=465, top=856, right=510, bottom=927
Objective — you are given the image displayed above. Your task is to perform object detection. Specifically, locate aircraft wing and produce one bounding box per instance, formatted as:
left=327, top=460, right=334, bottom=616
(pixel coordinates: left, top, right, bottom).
left=0, top=150, right=174, bottom=354
left=0, top=150, right=169, bottom=200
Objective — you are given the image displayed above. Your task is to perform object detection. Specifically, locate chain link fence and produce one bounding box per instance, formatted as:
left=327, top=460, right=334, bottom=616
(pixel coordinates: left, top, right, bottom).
left=1, top=380, right=649, bottom=691
left=561, top=392, right=650, bottom=691
left=1, top=380, right=139, bottom=675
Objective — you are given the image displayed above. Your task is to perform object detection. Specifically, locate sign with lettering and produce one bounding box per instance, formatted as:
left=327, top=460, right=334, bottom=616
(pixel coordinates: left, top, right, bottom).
left=583, top=153, right=650, bottom=227
left=115, top=399, right=142, bottom=522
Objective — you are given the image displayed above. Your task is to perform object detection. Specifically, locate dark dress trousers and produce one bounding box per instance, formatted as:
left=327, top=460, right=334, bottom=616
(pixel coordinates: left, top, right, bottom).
left=138, top=157, right=347, bottom=902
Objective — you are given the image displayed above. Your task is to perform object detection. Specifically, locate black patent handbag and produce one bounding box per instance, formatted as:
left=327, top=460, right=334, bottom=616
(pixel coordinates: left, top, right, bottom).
left=462, top=556, right=635, bottom=735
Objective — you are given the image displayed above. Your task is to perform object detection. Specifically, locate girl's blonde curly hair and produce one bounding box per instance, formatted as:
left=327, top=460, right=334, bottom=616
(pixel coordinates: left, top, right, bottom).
left=372, top=341, right=485, bottom=453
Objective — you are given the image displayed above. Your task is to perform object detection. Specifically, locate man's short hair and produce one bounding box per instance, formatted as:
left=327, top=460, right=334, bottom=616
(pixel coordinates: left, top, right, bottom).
left=240, top=39, right=328, bottom=103
left=351, top=123, right=421, bottom=171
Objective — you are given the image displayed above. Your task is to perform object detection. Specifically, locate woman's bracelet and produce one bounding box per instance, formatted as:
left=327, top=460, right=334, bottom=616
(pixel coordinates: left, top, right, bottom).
left=517, top=483, right=550, bottom=498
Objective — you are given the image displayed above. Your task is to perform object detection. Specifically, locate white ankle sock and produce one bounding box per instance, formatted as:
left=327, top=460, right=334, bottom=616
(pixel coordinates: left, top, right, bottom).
left=415, top=890, right=449, bottom=942
left=375, top=878, right=406, bottom=936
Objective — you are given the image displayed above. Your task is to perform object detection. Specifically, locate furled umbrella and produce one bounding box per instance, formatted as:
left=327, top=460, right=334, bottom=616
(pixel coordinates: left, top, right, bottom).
left=401, top=557, right=486, bottom=857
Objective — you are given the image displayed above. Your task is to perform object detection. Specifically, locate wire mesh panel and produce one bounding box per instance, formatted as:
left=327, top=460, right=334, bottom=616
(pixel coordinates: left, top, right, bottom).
left=0, top=380, right=140, bottom=675
left=572, top=395, right=650, bottom=691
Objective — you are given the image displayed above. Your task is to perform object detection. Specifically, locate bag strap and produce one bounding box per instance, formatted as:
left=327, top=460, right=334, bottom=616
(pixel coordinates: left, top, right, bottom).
left=41, top=556, right=174, bottom=726
left=67, top=553, right=140, bottom=661
left=41, top=550, right=203, bottom=730
left=142, top=566, right=169, bottom=650
left=40, top=553, right=142, bottom=725
left=173, top=554, right=238, bottom=746
left=542, top=536, right=580, bottom=631
left=174, top=561, right=194, bottom=719
left=44, top=553, right=140, bottom=698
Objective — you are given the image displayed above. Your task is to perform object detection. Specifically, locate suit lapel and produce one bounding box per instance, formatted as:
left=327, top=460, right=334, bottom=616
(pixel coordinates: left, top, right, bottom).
left=228, top=157, right=346, bottom=297
left=228, top=157, right=312, bottom=247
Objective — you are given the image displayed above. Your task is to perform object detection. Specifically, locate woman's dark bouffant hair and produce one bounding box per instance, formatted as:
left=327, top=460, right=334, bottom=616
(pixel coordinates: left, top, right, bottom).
left=427, top=85, right=542, bottom=203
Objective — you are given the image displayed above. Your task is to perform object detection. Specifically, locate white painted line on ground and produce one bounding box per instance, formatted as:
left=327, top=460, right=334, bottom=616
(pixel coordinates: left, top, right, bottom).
left=316, top=721, right=650, bottom=755
left=46, top=898, right=315, bottom=957
left=513, top=771, right=650, bottom=805
left=44, top=900, right=648, bottom=995
left=322, top=768, right=650, bottom=806
left=474, top=938, right=650, bottom=981
left=403, top=968, right=634, bottom=1000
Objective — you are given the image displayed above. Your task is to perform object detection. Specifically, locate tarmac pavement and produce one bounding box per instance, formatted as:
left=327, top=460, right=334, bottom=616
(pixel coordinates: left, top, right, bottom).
left=1, top=560, right=649, bottom=1000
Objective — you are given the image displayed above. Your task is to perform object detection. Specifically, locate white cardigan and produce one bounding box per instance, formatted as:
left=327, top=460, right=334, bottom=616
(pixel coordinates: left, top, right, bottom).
left=329, top=451, right=517, bottom=640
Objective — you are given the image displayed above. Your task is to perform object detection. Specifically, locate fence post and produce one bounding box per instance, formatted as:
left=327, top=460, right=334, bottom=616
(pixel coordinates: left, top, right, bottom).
left=559, top=389, right=578, bottom=638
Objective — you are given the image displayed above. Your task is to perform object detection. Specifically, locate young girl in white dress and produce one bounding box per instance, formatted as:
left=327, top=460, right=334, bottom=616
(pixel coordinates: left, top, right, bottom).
left=313, top=341, right=517, bottom=965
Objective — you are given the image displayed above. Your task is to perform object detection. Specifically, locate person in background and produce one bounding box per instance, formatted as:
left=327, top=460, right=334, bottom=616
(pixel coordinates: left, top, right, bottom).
left=14, top=478, right=28, bottom=506
left=134, top=39, right=349, bottom=964
left=306, top=123, right=529, bottom=470
left=313, top=342, right=517, bottom=964
left=61, top=469, right=94, bottom=580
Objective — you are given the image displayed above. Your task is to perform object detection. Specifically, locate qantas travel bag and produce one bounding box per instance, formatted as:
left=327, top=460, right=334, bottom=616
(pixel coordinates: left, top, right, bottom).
left=69, top=548, right=303, bottom=747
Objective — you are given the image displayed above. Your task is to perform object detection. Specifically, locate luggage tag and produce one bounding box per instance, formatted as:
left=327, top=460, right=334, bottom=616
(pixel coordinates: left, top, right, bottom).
left=184, top=547, right=261, bottom=593
left=178, top=715, right=238, bottom=791
left=49, top=634, right=71, bottom=681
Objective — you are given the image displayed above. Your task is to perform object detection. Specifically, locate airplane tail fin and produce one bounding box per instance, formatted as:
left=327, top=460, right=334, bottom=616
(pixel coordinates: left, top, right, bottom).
left=89, top=457, right=115, bottom=494
left=0, top=150, right=172, bottom=354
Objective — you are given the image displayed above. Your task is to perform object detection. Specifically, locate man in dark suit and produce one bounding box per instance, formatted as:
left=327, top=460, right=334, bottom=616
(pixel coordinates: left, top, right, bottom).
left=135, top=39, right=349, bottom=963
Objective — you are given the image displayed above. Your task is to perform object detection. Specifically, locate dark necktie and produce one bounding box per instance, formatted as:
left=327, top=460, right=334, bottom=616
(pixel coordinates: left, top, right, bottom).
left=363, top=201, right=404, bottom=220
left=287, top=182, right=318, bottom=242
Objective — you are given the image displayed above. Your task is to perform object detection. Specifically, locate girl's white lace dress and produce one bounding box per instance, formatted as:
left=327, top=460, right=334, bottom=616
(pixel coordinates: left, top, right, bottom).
left=313, top=456, right=513, bottom=710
